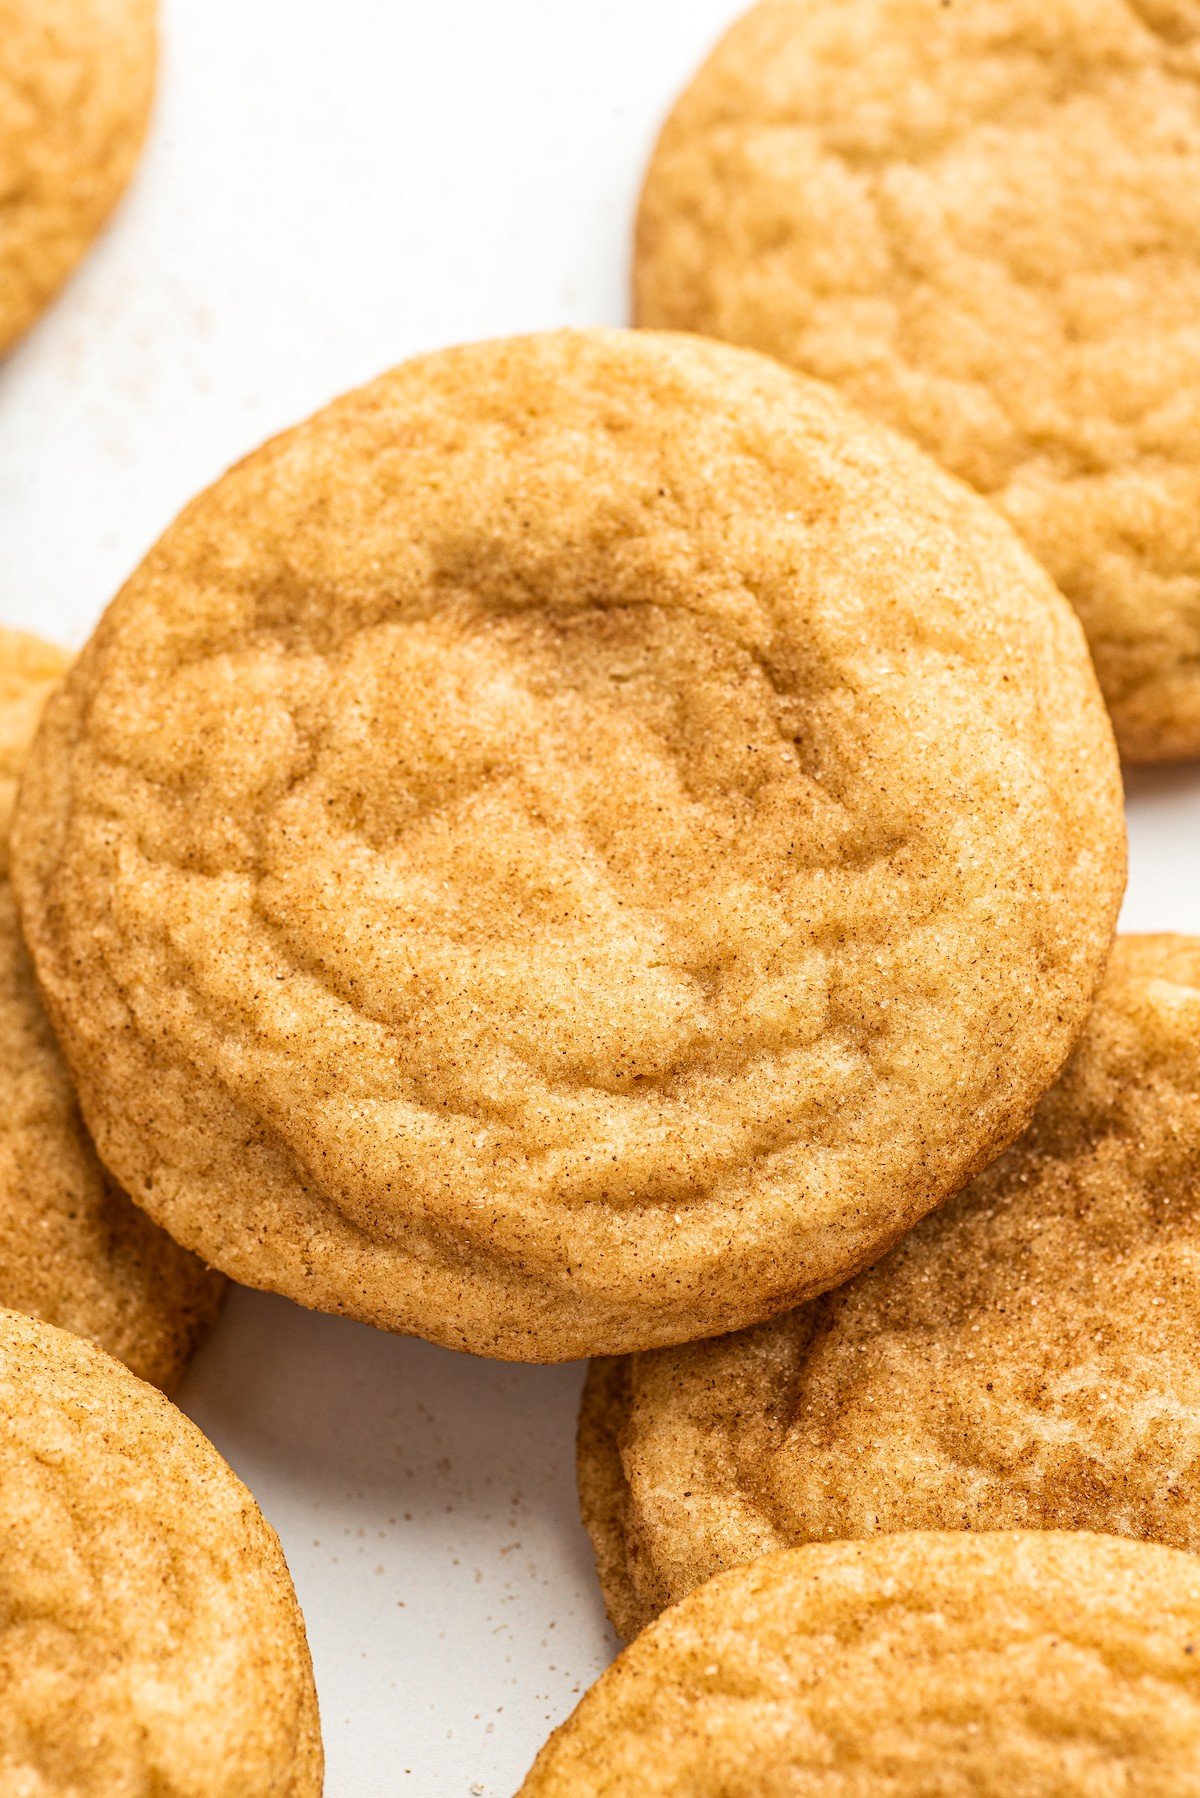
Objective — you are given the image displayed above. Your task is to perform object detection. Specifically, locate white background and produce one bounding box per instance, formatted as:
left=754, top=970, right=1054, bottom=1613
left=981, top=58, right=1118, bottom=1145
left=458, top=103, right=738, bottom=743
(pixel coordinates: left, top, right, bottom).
left=2, top=2, right=1199, bottom=1792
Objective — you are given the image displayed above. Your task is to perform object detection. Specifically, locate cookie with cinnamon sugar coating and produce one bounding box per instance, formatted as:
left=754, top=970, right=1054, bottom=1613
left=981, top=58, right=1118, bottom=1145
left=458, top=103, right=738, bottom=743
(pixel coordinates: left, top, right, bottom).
left=0, top=627, right=222, bottom=1390
left=0, top=0, right=156, bottom=351
left=0, top=1308, right=321, bottom=1795
left=580, top=935, right=1200, bottom=1638
left=520, top=1533, right=1200, bottom=1796
left=636, top=0, right=1200, bottom=760
left=12, top=330, right=1123, bottom=1359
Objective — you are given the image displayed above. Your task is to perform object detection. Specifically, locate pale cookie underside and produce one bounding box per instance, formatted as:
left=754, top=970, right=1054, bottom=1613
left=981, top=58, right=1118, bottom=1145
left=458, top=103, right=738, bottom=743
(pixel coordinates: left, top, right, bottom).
left=0, top=1309, right=321, bottom=1797
left=0, top=628, right=223, bottom=1390
left=12, top=330, right=1124, bottom=1359
left=0, top=0, right=156, bottom=351
left=580, top=935, right=1200, bottom=1638
left=636, top=0, right=1200, bottom=761
left=520, top=1533, right=1200, bottom=1796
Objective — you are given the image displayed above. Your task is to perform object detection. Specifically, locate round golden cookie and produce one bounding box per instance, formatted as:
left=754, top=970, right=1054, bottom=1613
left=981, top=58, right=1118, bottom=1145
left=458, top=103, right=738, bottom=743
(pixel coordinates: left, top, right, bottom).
left=580, top=935, right=1200, bottom=1639
left=0, top=0, right=156, bottom=352
left=635, top=0, right=1200, bottom=762
left=0, top=1307, right=321, bottom=1795
left=11, top=330, right=1124, bottom=1360
left=520, top=1532, right=1200, bottom=1796
left=0, top=628, right=222, bottom=1391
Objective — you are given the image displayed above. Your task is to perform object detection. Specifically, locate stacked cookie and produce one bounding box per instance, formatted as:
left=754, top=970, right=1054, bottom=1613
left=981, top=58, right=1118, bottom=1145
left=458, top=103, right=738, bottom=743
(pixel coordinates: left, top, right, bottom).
left=0, top=630, right=320, bottom=1793
left=0, top=630, right=223, bottom=1390
left=579, top=936, right=1200, bottom=1635
left=635, top=0, right=1200, bottom=763
left=4, top=0, right=1200, bottom=1790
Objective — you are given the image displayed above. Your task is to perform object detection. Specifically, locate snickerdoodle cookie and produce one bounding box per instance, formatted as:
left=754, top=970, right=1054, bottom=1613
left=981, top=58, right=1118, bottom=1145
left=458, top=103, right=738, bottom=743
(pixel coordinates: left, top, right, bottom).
left=0, top=628, right=222, bottom=1390
left=0, top=0, right=156, bottom=351
left=636, top=0, right=1200, bottom=761
left=580, top=935, right=1200, bottom=1639
left=0, top=1307, right=322, bottom=1795
left=11, top=330, right=1124, bottom=1360
left=519, top=1532, right=1200, bottom=1795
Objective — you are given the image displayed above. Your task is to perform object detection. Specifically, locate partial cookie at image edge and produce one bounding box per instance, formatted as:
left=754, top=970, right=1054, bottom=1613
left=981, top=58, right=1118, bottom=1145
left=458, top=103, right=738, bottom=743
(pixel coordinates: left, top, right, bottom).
left=0, top=626, right=224, bottom=1391
left=0, top=0, right=158, bottom=352
left=0, top=1306, right=322, bottom=1796
left=635, top=0, right=1200, bottom=761
left=520, top=1532, right=1200, bottom=1796
left=579, top=933, right=1200, bottom=1639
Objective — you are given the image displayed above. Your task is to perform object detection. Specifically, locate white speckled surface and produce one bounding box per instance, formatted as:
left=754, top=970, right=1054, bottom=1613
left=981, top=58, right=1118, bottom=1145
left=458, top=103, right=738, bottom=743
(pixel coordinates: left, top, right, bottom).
left=1, top=1, right=1197, bottom=1791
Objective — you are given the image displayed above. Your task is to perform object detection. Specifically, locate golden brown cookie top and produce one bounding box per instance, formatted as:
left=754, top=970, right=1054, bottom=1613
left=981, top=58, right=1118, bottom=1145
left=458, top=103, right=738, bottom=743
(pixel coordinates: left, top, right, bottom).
left=0, top=1308, right=322, bottom=1796
left=0, top=627, right=223, bottom=1390
left=12, top=329, right=1123, bottom=1360
left=636, top=0, right=1200, bottom=761
left=580, top=935, right=1200, bottom=1638
left=0, top=0, right=156, bottom=351
left=520, top=1532, right=1200, bottom=1796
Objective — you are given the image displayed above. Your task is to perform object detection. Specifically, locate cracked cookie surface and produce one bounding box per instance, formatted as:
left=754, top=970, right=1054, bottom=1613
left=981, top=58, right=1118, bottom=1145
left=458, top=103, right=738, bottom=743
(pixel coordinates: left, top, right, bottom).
left=636, top=0, right=1200, bottom=761
left=581, top=936, right=1200, bottom=1638
left=0, top=628, right=222, bottom=1391
left=11, top=330, right=1124, bottom=1359
left=520, top=1532, right=1200, bottom=1796
left=0, top=1308, right=322, bottom=1795
left=0, top=0, right=155, bottom=351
